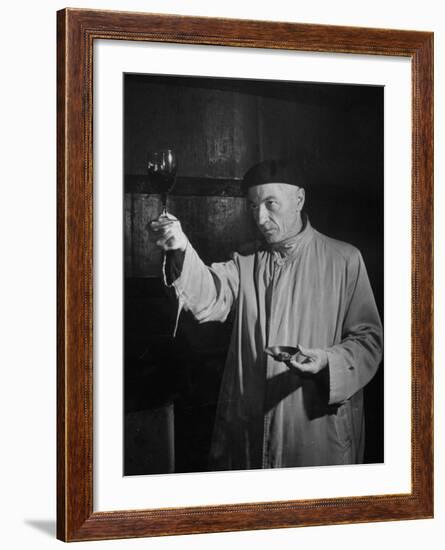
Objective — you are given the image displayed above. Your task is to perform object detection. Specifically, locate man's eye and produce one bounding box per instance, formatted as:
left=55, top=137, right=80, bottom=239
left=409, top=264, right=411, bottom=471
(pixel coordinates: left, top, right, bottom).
left=267, top=200, right=278, bottom=208
left=249, top=203, right=258, bottom=210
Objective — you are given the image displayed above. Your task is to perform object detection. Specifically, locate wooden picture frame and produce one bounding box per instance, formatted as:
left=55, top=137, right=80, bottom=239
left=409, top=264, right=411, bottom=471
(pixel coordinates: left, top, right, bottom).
left=57, top=8, right=433, bottom=542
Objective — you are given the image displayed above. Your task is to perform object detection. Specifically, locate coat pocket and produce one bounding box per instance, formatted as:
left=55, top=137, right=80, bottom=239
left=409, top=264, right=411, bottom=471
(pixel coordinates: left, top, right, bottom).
left=333, top=403, right=353, bottom=449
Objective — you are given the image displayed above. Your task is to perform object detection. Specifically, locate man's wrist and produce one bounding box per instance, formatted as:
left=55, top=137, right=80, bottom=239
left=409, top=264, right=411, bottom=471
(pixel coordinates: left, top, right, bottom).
left=177, top=236, right=188, bottom=252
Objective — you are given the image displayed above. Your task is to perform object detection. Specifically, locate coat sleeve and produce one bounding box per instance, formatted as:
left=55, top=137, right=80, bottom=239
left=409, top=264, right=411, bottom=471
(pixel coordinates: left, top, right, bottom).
left=326, top=250, right=383, bottom=405
left=163, top=240, right=240, bottom=324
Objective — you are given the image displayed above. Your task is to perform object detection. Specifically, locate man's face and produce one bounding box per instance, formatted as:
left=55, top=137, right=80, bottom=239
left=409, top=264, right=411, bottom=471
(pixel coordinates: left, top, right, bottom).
left=247, top=183, right=305, bottom=244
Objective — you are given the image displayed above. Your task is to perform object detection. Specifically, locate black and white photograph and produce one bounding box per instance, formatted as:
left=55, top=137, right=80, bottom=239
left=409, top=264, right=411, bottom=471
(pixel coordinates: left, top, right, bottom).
left=123, top=73, right=384, bottom=476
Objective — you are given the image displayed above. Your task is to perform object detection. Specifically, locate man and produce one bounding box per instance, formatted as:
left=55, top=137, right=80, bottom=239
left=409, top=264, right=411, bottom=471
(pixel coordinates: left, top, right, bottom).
left=150, top=159, right=383, bottom=470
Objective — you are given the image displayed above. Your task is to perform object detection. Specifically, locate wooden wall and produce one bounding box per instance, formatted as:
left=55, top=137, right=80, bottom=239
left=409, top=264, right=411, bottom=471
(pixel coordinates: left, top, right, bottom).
left=124, top=74, right=383, bottom=279
left=124, top=74, right=382, bottom=183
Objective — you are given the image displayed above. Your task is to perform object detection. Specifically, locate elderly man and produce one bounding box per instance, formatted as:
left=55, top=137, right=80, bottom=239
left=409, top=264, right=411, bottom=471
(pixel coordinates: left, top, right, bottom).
left=150, top=160, right=383, bottom=470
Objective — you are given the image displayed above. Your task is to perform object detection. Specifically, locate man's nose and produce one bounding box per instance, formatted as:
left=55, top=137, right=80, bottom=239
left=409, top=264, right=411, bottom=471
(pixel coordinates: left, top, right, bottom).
left=257, top=204, right=269, bottom=226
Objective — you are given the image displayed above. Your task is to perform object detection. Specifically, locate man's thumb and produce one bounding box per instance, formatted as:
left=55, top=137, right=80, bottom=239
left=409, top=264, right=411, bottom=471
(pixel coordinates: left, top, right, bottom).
left=298, top=345, right=311, bottom=357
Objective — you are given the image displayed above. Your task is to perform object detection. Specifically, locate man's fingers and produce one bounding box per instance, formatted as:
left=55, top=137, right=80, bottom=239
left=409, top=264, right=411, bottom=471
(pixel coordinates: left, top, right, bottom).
left=156, top=227, right=182, bottom=248
left=298, top=345, right=314, bottom=358
left=290, top=360, right=311, bottom=370
left=287, top=359, right=317, bottom=374
left=156, top=235, right=174, bottom=248
left=163, top=236, right=179, bottom=250
left=160, top=212, right=177, bottom=221
left=151, top=219, right=176, bottom=230
left=161, top=227, right=176, bottom=239
left=150, top=215, right=187, bottom=251
left=151, top=212, right=178, bottom=224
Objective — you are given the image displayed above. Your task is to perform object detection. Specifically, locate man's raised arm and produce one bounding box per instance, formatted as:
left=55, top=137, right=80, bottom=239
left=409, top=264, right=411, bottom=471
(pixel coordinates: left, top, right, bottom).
left=150, top=213, right=239, bottom=323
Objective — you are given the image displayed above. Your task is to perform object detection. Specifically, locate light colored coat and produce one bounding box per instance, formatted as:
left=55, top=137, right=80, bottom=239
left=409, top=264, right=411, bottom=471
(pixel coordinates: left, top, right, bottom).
left=167, top=218, right=383, bottom=470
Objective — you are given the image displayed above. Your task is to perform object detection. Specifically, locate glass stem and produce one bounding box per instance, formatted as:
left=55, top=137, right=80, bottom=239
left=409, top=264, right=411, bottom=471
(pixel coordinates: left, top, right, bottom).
left=161, top=193, right=168, bottom=217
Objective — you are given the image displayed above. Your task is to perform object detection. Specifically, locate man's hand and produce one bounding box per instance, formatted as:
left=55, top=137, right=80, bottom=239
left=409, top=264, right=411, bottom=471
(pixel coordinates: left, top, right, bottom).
left=149, top=213, right=188, bottom=252
left=286, top=346, right=328, bottom=375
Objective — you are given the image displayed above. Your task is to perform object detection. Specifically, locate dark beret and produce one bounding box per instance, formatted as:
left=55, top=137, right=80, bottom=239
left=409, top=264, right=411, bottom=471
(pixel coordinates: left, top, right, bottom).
left=241, top=159, right=308, bottom=195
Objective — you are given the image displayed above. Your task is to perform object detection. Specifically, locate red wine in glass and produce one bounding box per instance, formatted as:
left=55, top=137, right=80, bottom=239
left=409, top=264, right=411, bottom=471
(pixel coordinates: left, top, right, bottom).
left=147, top=149, right=177, bottom=217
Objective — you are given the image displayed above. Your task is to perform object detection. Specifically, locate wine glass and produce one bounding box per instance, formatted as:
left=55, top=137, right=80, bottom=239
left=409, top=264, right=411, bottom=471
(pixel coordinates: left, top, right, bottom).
left=147, top=148, right=177, bottom=217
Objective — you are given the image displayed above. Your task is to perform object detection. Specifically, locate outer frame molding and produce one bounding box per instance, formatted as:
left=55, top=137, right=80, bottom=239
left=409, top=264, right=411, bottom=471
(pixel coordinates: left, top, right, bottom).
left=57, top=8, right=433, bottom=542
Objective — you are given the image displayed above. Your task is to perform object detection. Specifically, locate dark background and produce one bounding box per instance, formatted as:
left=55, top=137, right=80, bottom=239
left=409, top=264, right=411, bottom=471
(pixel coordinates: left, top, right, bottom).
left=123, top=73, right=384, bottom=475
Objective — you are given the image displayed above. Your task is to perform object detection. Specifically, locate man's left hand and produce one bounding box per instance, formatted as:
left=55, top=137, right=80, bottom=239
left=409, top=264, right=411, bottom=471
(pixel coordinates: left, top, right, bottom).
left=286, top=346, right=328, bottom=375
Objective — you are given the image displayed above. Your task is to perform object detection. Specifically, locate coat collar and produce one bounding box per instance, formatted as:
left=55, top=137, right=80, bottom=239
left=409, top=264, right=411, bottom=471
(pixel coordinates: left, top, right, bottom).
left=266, top=213, right=313, bottom=262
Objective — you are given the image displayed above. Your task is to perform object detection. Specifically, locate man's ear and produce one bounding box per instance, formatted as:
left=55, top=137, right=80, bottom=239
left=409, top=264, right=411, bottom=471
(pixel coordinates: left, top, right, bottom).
left=296, top=187, right=305, bottom=211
